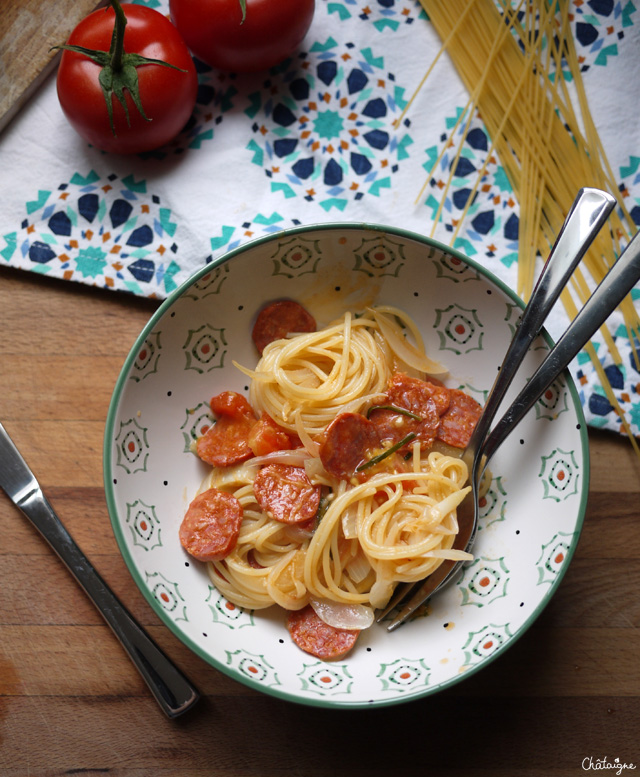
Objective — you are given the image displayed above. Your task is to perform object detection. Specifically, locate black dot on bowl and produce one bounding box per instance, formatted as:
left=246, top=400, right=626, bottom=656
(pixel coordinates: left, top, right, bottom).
left=170, top=311, right=176, bottom=318
left=413, top=291, right=419, bottom=297
left=167, top=390, right=172, bottom=397
left=519, top=439, right=525, bottom=445
left=113, top=478, right=117, bottom=484
left=576, top=423, right=582, bottom=430
left=443, top=622, right=449, bottom=628
left=516, top=529, right=521, bottom=535
left=203, top=633, right=208, bottom=638
left=163, top=480, right=169, bottom=486
left=244, top=385, right=249, bottom=392
left=185, top=562, right=190, bottom=567
left=366, top=646, right=372, bottom=652
left=238, top=305, right=244, bottom=311
left=279, top=639, right=284, bottom=644
left=486, top=289, right=492, bottom=294
left=335, top=286, right=341, bottom=292
left=520, top=602, right=525, bottom=607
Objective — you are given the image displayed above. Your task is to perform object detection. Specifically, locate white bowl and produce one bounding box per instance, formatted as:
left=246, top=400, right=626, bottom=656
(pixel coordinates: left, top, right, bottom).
left=104, top=223, right=588, bottom=708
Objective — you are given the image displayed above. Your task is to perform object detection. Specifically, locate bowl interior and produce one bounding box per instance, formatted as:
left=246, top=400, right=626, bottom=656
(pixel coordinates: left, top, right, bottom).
left=104, top=223, right=588, bottom=708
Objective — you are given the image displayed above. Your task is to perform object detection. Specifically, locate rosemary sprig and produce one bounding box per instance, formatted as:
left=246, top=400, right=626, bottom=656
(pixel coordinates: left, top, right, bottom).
left=356, top=432, right=418, bottom=472
left=366, top=404, right=422, bottom=421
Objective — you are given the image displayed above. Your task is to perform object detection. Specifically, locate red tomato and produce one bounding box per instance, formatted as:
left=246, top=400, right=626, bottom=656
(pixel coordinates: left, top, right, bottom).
left=209, top=391, right=256, bottom=420
left=248, top=414, right=294, bottom=456
left=169, top=0, right=315, bottom=73
left=56, top=3, right=198, bottom=154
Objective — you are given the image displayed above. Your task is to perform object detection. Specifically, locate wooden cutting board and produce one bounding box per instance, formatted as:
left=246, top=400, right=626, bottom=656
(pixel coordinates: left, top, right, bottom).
left=0, top=0, right=105, bottom=134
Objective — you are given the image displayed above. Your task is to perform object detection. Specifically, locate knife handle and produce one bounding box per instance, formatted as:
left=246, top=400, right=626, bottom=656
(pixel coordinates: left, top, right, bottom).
left=17, top=485, right=199, bottom=718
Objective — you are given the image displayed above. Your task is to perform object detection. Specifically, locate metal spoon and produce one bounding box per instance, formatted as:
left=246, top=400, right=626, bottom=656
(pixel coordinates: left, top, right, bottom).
left=379, top=187, right=616, bottom=629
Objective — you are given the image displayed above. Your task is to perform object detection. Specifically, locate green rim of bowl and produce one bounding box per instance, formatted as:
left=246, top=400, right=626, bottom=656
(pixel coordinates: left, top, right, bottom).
left=103, top=221, right=590, bottom=709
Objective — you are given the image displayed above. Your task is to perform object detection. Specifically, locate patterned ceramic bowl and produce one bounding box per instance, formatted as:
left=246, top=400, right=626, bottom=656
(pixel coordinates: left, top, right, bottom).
left=104, top=223, right=588, bottom=708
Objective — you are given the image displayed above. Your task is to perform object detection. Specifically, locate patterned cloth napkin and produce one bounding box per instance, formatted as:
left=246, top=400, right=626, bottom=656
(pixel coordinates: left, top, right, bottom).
left=1, top=0, right=639, bottom=437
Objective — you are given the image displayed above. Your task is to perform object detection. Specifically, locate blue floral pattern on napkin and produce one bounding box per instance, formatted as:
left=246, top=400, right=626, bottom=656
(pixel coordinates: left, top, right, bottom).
left=1, top=0, right=639, bottom=438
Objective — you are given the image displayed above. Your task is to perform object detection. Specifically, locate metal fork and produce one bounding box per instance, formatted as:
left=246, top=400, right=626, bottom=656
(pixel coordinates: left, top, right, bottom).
left=378, top=187, right=616, bottom=630
left=384, top=220, right=640, bottom=631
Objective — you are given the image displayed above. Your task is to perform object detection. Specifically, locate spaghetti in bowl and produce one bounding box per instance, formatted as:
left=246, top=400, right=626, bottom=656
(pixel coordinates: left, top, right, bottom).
left=104, top=223, right=588, bottom=707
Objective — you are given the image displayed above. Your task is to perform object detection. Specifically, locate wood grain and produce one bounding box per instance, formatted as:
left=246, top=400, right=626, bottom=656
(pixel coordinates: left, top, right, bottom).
left=0, top=0, right=105, bottom=133
left=0, top=265, right=639, bottom=776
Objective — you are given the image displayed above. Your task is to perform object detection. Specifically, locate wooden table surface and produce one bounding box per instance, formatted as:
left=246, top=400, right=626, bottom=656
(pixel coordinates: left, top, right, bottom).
left=0, top=0, right=104, bottom=132
left=1, top=264, right=639, bottom=776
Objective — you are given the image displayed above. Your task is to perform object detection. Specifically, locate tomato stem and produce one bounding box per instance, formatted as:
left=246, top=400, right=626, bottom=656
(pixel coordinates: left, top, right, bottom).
left=109, top=0, right=127, bottom=72
left=52, top=0, right=189, bottom=137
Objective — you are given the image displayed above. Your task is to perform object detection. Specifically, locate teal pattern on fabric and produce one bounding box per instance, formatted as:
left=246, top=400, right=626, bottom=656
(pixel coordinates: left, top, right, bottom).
left=1, top=0, right=639, bottom=440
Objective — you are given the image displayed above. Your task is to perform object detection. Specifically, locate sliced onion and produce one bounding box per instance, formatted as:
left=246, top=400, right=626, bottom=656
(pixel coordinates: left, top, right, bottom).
left=310, top=597, right=374, bottom=631
left=293, top=408, right=321, bottom=457
left=422, top=548, right=474, bottom=560
left=345, top=549, right=373, bottom=584
left=341, top=503, right=359, bottom=539
left=427, top=486, right=470, bottom=527
left=303, top=456, right=328, bottom=482
left=246, top=449, right=312, bottom=468
left=373, top=310, right=447, bottom=375
left=369, top=578, right=395, bottom=610
left=429, top=439, right=465, bottom=458
left=283, top=524, right=315, bottom=543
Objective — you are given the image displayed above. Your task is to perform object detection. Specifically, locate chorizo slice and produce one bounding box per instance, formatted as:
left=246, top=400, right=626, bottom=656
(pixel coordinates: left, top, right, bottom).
left=388, top=372, right=452, bottom=417
left=368, top=372, right=452, bottom=453
left=179, top=488, right=243, bottom=562
left=197, top=391, right=257, bottom=467
left=252, top=299, right=316, bottom=354
left=369, top=398, right=440, bottom=452
left=253, top=464, right=321, bottom=524
left=437, top=388, right=483, bottom=448
left=287, top=605, right=359, bottom=660
left=319, top=412, right=382, bottom=478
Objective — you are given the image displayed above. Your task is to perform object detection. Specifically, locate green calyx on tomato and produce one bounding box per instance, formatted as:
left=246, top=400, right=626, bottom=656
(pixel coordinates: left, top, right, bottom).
left=53, top=0, right=187, bottom=136
left=238, top=0, right=247, bottom=23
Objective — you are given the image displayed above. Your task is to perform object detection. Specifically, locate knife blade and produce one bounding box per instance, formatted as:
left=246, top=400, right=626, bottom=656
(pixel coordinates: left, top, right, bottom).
left=0, top=421, right=199, bottom=718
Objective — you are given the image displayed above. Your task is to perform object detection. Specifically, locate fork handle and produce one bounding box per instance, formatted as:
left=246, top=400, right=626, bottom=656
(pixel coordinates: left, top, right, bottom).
left=484, top=227, right=640, bottom=463
left=377, top=188, right=614, bottom=626
left=469, top=187, right=615, bottom=460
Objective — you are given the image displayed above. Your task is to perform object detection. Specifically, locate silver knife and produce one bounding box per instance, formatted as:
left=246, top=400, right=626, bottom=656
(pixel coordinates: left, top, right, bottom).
left=0, top=421, right=199, bottom=718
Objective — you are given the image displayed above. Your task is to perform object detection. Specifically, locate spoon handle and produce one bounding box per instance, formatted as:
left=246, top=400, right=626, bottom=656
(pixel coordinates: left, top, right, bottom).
left=0, top=423, right=199, bottom=718
left=484, top=227, right=640, bottom=463
left=469, top=187, right=615, bottom=462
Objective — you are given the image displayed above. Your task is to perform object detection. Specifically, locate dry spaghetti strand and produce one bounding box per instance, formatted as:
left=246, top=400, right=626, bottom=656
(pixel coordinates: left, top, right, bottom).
left=413, top=0, right=640, bottom=444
